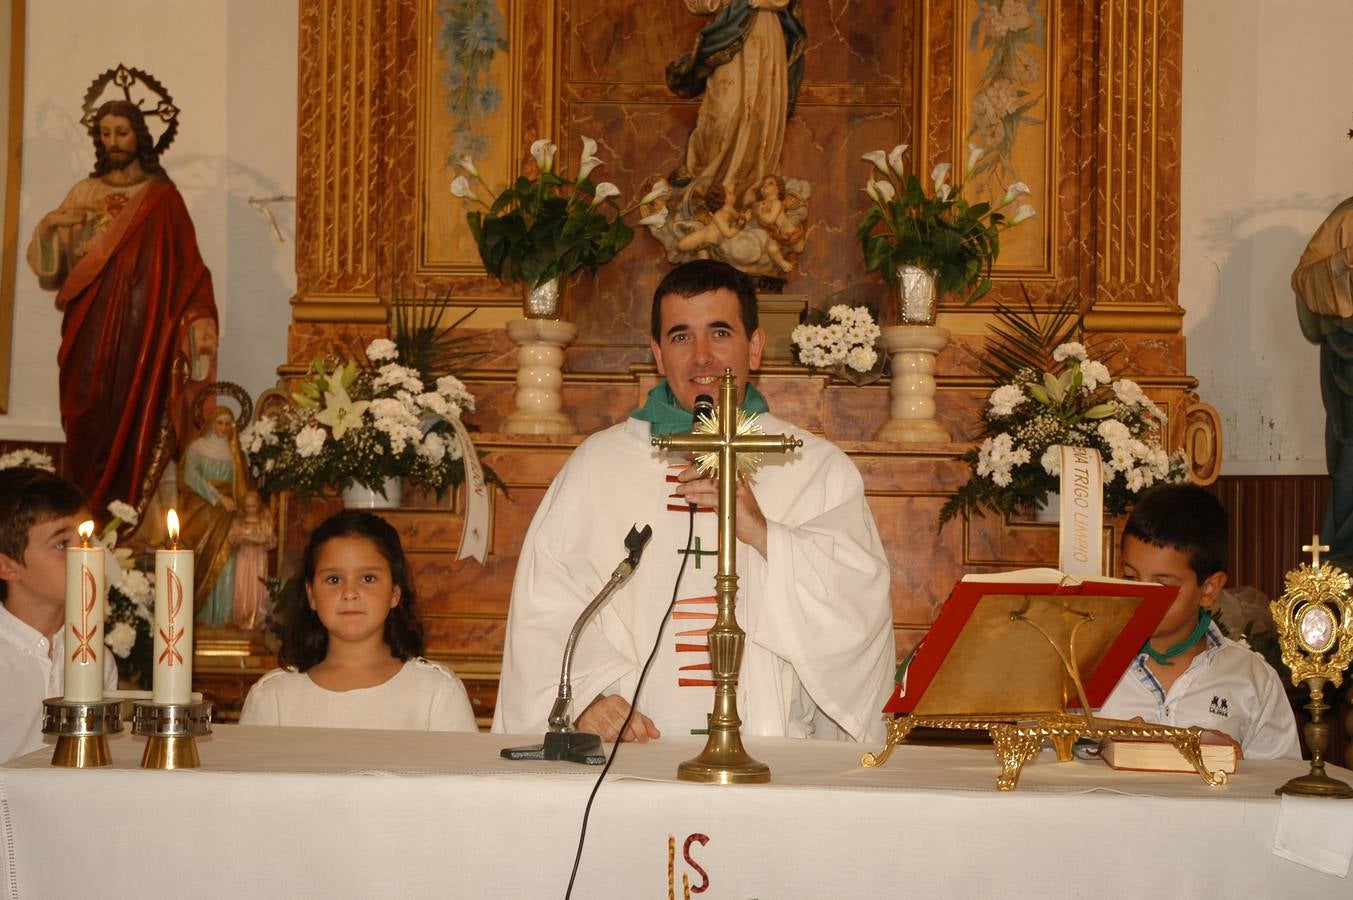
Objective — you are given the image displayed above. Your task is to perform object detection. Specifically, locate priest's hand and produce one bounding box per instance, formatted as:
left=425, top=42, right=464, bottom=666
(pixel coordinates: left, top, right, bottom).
left=672, top=468, right=769, bottom=558
left=577, top=694, right=661, bottom=743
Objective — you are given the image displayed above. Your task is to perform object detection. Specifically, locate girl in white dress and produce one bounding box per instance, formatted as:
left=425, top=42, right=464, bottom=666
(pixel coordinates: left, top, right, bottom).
left=238, top=511, right=477, bottom=731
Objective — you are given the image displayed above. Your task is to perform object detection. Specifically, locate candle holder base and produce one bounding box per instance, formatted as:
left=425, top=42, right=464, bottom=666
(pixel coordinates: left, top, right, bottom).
left=42, top=697, right=124, bottom=768
left=1276, top=771, right=1353, bottom=798
left=132, top=700, right=212, bottom=770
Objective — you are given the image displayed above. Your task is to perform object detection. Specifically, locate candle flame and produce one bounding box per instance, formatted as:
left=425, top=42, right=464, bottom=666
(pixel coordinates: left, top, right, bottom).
left=166, top=509, right=180, bottom=544
left=78, top=520, right=94, bottom=546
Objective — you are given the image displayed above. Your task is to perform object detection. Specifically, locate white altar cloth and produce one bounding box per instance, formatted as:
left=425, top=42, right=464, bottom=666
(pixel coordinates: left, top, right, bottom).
left=2, top=726, right=1350, bottom=898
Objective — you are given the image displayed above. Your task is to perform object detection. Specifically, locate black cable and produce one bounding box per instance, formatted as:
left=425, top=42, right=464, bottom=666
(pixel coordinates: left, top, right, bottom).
left=564, top=504, right=698, bottom=899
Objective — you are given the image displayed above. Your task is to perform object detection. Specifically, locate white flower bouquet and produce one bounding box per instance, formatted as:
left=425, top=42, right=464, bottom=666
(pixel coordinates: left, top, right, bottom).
left=940, top=340, right=1187, bottom=525
left=97, top=501, right=155, bottom=686
left=790, top=304, right=883, bottom=384
left=0, top=449, right=55, bottom=472
left=241, top=339, right=481, bottom=500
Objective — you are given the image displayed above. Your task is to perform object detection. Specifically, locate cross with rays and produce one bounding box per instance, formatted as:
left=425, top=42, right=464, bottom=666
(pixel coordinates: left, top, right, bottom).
left=652, top=369, right=802, bottom=784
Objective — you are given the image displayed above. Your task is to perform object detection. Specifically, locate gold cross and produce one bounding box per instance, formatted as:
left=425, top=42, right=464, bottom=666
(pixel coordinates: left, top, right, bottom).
left=1303, top=534, right=1330, bottom=567
left=652, top=369, right=802, bottom=783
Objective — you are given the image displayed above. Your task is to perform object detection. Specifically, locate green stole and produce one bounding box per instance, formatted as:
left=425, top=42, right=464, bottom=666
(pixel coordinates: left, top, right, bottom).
left=631, top=381, right=770, bottom=436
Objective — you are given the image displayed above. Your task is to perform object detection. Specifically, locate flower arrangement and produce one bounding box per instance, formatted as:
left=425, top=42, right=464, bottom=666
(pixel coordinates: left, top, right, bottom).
left=241, top=339, right=479, bottom=500
left=858, top=143, right=1035, bottom=303
left=0, top=448, right=55, bottom=471
left=452, top=137, right=671, bottom=289
left=790, top=305, right=882, bottom=382
left=940, top=338, right=1187, bottom=526
left=97, top=501, right=155, bottom=686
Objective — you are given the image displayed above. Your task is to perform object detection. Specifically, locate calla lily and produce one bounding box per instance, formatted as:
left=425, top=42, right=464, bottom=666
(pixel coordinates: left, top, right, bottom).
left=1010, top=204, right=1037, bottom=225
left=937, top=183, right=952, bottom=202
left=887, top=144, right=909, bottom=177
left=576, top=136, right=601, bottom=181
left=870, top=178, right=896, bottom=203
left=640, top=178, right=671, bottom=205
left=314, top=380, right=370, bottom=440
left=591, top=182, right=620, bottom=206
left=861, top=150, right=889, bottom=174
left=1000, top=181, right=1031, bottom=206
left=455, top=155, right=479, bottom=178
left=450, top=175, right=478, bottom=201
left=931, top=163, right=952, bottom=192
left=965, top=143, right=985, bottom=174
left=637, top=207, right=670, bottom=228
left=865, top=181, right=881, bottom=203
left=529, top=139, right=558, bottom=173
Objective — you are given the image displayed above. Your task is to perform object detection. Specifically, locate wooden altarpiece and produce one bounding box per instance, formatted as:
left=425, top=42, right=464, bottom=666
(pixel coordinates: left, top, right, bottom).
left=193, top=0, right=1221, bottom=724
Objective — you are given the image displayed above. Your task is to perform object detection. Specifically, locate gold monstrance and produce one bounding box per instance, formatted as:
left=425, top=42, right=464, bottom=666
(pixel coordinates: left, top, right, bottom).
left=652, top=369, right=801, bottom=783
left=1271, top=536, right=1353, bottom=798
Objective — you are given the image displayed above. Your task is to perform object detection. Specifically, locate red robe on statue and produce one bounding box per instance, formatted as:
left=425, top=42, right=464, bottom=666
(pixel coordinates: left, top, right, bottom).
left=52, top=178, right=218, bottom=515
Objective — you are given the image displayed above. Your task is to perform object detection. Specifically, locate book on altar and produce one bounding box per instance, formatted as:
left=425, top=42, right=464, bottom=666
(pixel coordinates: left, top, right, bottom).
left=883, top=567, right=1179, bottom=719
left=1099, top=731, right=1241, bottom=774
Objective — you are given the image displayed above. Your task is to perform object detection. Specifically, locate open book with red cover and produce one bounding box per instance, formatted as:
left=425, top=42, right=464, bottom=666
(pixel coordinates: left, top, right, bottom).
left=884, top=568, right=1179, bottom=718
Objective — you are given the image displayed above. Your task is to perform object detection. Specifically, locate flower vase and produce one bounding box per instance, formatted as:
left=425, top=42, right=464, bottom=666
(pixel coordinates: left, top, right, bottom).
left=503, top=278, right=577, bottom=434
left=895, top=264, right=938, bottom=325
left=341, top=477, right=402, bottom=509
left=873, top=324, right=952, bottom=442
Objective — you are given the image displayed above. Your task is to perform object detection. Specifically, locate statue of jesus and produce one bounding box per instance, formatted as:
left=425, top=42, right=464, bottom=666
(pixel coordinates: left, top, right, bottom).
left=26, top=98, right=219, bottom=517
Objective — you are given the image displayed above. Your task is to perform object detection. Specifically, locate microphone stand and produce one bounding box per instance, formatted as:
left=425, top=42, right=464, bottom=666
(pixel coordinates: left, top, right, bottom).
left=501, top=524, right=653, bottom=764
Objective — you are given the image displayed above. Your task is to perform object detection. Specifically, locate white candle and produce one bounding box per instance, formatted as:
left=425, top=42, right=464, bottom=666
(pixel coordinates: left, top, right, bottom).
left=152, top=509, right=194, bottom=705
left=63, top=520, right=104, bottom=702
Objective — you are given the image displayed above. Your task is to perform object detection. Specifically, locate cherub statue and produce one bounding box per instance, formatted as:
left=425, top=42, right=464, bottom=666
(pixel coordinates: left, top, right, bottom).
left=674, top=183, right=743, bottom=256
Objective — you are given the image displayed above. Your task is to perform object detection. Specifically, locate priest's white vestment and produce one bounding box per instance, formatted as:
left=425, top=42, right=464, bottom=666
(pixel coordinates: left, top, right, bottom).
left=491, top=414, right=894, bottom=742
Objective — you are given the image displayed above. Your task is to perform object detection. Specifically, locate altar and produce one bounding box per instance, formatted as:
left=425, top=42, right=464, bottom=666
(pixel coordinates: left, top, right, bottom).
left=3, top=727, right=1349, bottom=898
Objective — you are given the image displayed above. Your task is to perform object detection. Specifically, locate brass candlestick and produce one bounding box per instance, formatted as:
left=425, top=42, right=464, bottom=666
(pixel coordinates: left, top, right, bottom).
left=652, top=369, right=801, bottom=784
left=132, top=700, right=213, bottom=769
left=42, top=697, right=124, bottom=767
left=1271, top=536, right=1353, bottom=798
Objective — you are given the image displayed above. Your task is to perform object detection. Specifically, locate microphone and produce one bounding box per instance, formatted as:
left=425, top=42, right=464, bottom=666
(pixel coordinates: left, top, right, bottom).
left=692, top=393, right=715, bottom=425
left=501, top=524, right=653, bottom=765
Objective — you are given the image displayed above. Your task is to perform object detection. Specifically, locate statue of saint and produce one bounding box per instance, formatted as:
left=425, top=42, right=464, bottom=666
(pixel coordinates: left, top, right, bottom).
left=26, top=96, right=218, bottom=518
left=666, top=0, right=806, bottom=204
left=1292, top=196, right=1353, bottom=566
left=178, top=405, right=249, bottom=625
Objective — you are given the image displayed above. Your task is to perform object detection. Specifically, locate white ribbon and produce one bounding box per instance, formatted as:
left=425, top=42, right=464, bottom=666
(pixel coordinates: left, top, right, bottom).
left=446, top=416, right=491, bottom=563
left=1057, top=445, right=1104, bottom=578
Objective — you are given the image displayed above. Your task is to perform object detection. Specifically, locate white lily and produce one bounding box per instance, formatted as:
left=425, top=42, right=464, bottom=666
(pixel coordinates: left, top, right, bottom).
left=1010, top=204, right=1037, bottom=225
left=861, top=150, right=889, bottom=174
left=576, top=136, right=601, bottom=181
left=640, top=178, right=671, bottom=205
left=1000, top=181, right=1031, bottom=207
left=450, top=176, right=479, bottom=202
left=931, top=163, right=952, bottom=192
left=455, top=155, right=479, bottom=178
left=591, top=182, right=620, bottom=206
left=637, top=207, right=670, bottom=228
left=529, top=139, right=558, bottom=173
left=887, top=144, right=909, bottom=177
left=870, top=178, right=896, bottom=203
left=965, top=143, right=985, bottom=174
left=314, top=380, right=370, bottom=440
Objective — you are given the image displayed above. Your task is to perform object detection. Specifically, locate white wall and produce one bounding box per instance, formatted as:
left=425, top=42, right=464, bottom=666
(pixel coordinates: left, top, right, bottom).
left=0, top=0, right=297, bottom=441
left=1181, top=0, right=1353, bottom=475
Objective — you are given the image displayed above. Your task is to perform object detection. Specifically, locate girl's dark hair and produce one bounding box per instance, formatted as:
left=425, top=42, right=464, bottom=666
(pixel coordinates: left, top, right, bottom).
left=281, top=511, right=425, bottom=671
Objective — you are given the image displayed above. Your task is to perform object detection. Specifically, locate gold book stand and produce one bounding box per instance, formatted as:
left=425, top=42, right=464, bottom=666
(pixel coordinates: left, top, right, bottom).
left=861, top=587, right=1228, bottom=791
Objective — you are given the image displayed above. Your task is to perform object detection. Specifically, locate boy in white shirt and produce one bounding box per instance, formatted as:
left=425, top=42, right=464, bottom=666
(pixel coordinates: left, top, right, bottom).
left=1099, top=483, right=1300, bottom=759
left=0, top=467, right=118, bottom=762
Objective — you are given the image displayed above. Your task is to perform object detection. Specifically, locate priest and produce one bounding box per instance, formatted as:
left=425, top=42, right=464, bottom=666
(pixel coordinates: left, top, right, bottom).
left=493, top=260, right=894, bottom=743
